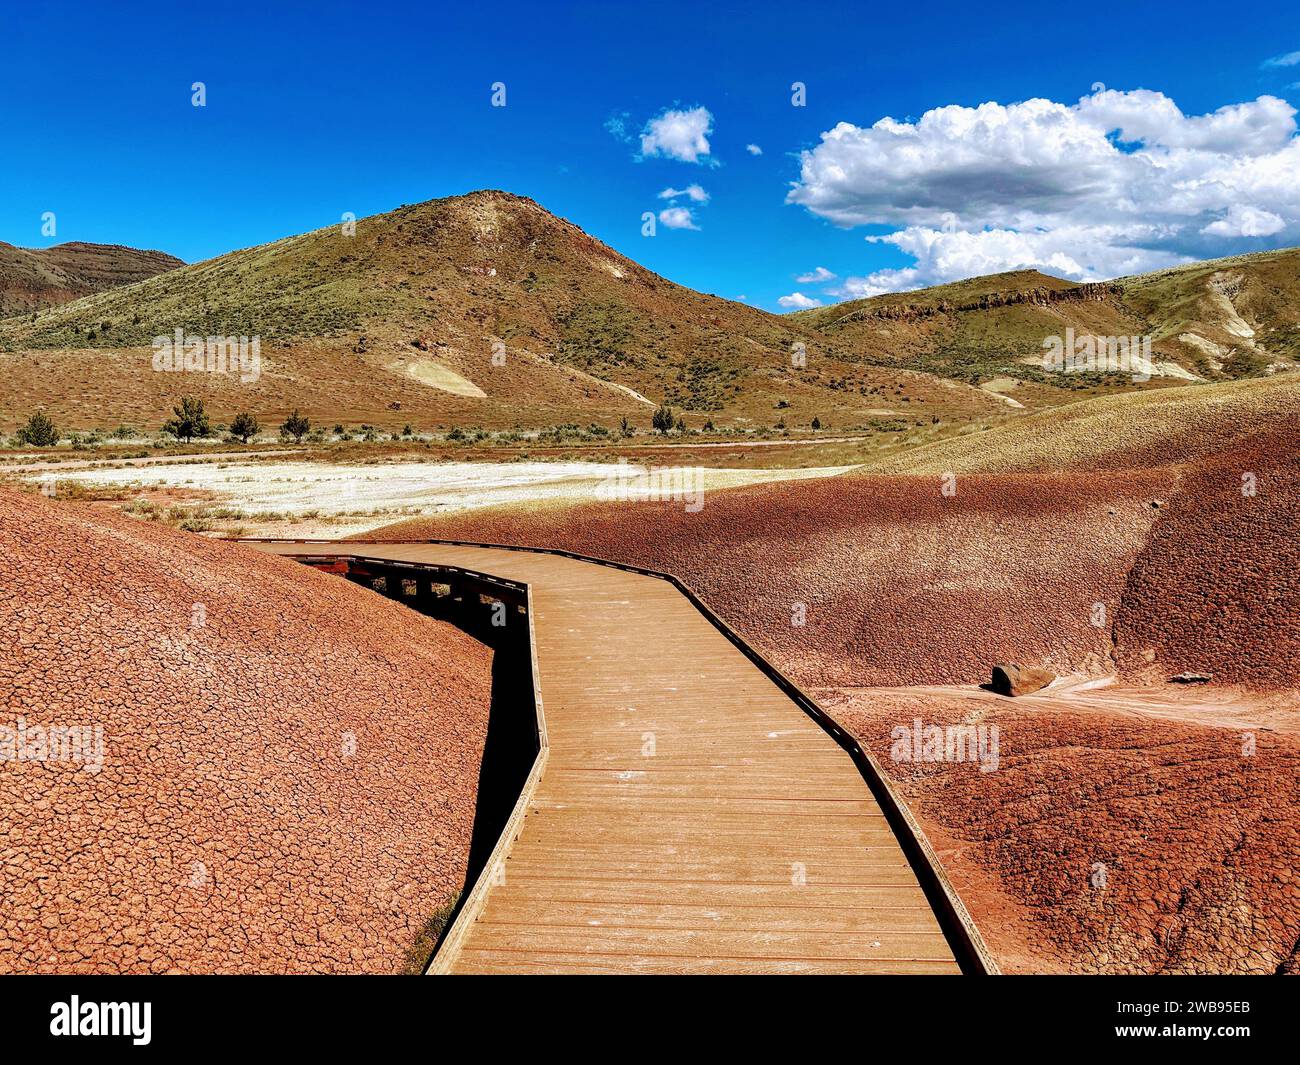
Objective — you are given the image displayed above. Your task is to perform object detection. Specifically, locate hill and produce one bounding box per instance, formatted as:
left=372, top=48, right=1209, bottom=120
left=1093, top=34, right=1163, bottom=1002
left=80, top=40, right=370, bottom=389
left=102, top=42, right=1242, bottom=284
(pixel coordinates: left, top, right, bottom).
left=2, top=193, right=1296, bottom=434
left=0, top=192, right=1009, bottom=432
left=0, top=486, right=492, bottom=973
left=0, top=192, right=1153, bottom=434
left=0, top=241, right=182, bottom=317
left=792, top=250, right=1300, bottom=408
left=858, top=373, right=1300, bottom=475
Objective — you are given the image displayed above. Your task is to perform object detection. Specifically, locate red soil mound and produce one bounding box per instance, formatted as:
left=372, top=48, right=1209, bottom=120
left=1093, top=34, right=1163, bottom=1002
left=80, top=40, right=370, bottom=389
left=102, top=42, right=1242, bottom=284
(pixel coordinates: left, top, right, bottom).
left=0, top=489, right=491, bottom=974
left=388, top=419, right=1299, bottom=696
left=823, top=687, right=1300, bottom=974
left=384, top=468, right=1169, bottom=688
left=1115, top=426, right=1300, bottom=689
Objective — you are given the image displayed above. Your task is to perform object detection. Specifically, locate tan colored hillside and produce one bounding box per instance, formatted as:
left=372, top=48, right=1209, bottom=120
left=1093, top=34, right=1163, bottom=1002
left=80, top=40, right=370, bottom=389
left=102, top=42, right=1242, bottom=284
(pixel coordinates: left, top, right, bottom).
left=2, top=193, right=1296, bottom=435
left=0, top=190, right=1206, bottom=435
left=859, top=373, right=1300, bottom=475
left=0, top=192, right=1012, bottom=433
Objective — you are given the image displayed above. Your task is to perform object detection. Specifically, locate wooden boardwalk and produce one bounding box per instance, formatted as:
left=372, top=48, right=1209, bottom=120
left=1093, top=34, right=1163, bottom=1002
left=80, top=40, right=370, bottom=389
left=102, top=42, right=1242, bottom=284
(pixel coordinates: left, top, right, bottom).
left=252, top=540, right=993, bottom=975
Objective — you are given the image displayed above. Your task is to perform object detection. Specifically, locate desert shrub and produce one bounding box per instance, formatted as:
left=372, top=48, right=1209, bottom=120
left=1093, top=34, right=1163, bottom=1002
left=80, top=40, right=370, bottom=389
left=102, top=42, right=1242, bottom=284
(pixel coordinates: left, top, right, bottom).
left=162, top=396, right=211, bottom=442
left=228, top=411, right=261, bottom=443
left=16, top=409, right=59, bottom=447
left=652, top=404, right=676, bottom=433
left=280, top=408, right=310, bottom=442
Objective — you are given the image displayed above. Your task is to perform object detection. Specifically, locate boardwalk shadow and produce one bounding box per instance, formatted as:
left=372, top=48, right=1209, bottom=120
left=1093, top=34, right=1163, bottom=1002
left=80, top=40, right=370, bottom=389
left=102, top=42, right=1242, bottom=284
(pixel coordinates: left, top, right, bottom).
left=407, top=599, right=537, bottom=971
left=466, top=630, right=537, bottom=876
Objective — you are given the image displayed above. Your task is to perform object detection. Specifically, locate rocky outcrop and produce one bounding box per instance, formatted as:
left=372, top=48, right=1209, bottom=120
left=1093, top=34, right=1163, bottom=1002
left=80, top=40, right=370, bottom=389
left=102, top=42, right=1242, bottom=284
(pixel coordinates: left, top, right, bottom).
left=831, top=282, right=1123, bottom=327
left=990, top=663, right=1056, bottom=696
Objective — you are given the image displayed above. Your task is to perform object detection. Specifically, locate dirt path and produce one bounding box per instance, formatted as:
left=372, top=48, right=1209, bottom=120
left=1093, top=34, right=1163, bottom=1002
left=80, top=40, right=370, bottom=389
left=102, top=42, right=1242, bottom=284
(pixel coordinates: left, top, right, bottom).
left=820, top=676, right=1299, bottom=736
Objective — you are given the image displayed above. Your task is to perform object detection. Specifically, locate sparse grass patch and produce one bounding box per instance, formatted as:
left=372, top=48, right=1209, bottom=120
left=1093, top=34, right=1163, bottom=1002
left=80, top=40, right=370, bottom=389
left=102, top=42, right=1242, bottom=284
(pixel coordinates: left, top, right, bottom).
left=32, top=480, right=134, bottom=502
left=399, top=892, right=460, bottom=975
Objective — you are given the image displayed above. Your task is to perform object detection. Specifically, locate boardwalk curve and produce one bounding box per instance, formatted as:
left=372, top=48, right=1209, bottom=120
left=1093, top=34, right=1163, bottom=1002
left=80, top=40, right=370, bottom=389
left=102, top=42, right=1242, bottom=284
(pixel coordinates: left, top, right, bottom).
left=248, top=539, right=998, bottom=975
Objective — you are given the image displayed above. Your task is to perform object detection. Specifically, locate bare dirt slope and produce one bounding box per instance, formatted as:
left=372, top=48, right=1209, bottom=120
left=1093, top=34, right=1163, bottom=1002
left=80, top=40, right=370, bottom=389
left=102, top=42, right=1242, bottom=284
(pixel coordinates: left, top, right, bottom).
left=379, top=467, right=1168, bottom=687
left=0, top=487, right=492, bottom=974
left=1114, top=422, right=1300, bottom=689
left=824, top=684, right=1300, bottom=974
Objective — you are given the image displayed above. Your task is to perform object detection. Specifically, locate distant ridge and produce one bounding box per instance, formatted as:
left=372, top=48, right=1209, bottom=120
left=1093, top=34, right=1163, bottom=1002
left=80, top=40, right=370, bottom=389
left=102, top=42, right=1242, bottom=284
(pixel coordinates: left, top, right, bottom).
left=0, top=240, right=183, bottom=316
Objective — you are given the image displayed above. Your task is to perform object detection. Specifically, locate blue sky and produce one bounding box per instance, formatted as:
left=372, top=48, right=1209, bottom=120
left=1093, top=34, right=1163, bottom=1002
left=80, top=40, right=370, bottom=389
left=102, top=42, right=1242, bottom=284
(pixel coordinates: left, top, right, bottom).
left=3, top=0, right=1299, bottom=311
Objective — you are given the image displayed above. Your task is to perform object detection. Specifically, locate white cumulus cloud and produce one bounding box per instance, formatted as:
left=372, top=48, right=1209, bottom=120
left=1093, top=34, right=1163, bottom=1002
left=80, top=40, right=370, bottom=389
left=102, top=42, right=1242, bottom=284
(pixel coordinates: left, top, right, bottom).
left=658, top=206, right=700, bottom=230
left=795, top=266, right=836, bottom=283
left=640, top=106, right=714, bottom=164
left=778, top=292, right=822, bottom=309
left=787, top=88, right=1300, bottom=295
left=746, top=143, right=763, bottom=155
left=658, top=184, right=710, bottom=203
left=1202, top=204, right=1286, bottom=237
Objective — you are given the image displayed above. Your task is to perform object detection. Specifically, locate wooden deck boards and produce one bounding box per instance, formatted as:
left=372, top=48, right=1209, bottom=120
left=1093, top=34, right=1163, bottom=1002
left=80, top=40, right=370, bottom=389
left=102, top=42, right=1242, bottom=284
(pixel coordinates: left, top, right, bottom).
left=254, top=542, right=963, bottom=975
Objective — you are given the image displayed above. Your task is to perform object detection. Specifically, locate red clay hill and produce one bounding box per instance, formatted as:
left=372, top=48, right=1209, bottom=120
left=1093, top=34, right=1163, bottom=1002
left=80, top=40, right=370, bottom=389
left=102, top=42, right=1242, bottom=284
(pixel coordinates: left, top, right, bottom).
left=0, top=487, right=491, bottom=974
